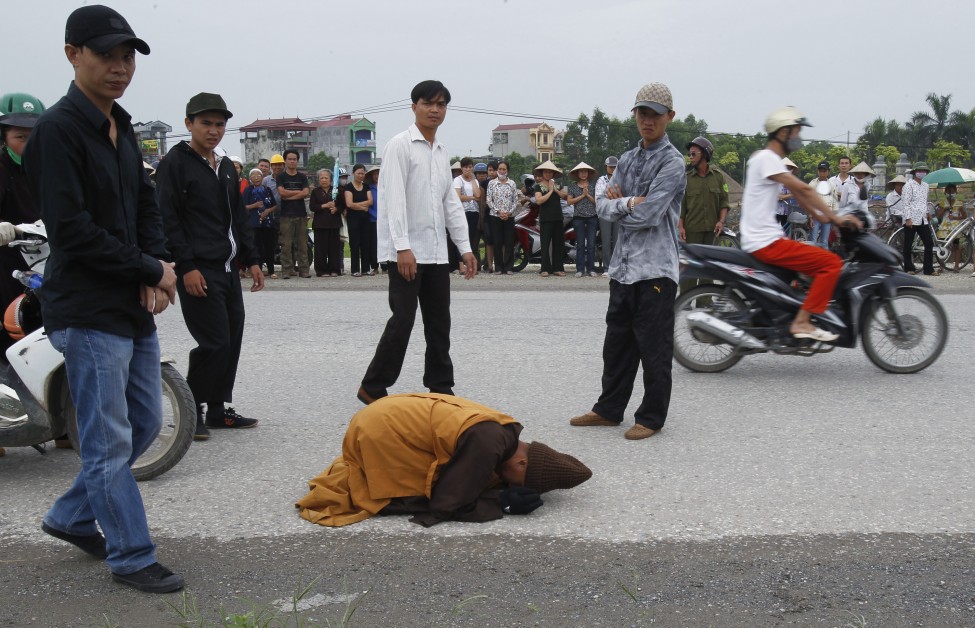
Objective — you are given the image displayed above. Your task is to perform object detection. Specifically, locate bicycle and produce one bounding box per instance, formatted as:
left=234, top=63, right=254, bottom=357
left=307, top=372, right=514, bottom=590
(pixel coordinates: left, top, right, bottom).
left=712, top=225, right=740, bottom=248
left=887, top=214, right=974, bottom=272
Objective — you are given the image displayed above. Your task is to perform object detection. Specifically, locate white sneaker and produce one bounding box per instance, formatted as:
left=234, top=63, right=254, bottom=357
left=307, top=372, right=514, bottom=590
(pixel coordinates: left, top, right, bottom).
left=574, top=272, right=583, bottom=278
left=589, top=272, right=598, bottom=277
left=601, top=272, right=609, bottom=278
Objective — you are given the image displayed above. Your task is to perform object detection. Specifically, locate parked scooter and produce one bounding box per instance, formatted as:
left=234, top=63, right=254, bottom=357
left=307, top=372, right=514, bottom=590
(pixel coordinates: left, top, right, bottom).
left=512, top=203, right=578, bottom=272
left=674, top=213, right=948, bottom=374
left=0, top=222, right=195, bottom=479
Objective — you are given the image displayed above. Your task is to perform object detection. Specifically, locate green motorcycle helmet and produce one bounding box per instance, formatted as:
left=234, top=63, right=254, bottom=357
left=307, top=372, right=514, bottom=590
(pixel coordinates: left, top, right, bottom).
left=0, top=93, right=46, bottom=129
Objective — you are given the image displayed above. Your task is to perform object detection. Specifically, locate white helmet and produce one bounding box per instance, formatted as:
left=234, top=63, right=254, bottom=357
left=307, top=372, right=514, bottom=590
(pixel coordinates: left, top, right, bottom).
left=764, top=107, right=811, bottom=135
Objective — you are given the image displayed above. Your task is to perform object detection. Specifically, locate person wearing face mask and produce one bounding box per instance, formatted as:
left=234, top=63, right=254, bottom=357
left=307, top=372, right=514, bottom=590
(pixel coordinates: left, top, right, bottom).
left=935, top=183, right=968, bottom=272
left=486, top=160, right=518, bottom=274
left=738, top=107, right=860, bottom=342
left=0, top=93, right=45, bottom=360
left=841, top=162, right=876, bottom=228
left=901, top=162, right=937, bottom=276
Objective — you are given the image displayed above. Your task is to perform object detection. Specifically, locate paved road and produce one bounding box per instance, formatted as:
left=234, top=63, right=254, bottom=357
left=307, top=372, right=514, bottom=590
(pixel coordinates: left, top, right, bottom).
left=1, top=282, right=973, bottom=626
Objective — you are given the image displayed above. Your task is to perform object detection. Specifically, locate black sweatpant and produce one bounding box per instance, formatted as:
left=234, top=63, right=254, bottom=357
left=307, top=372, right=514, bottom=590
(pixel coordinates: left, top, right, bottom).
left=490, top=215, right=515, bottom=272
left=540, top=220, right=565, bottom=273
left=254, top=227, right=277, bottom=275
left=176, top=267, right=245, bottom=414
left=592, top=277, right=676, bottom=430
left=313, top=227, right=341, bottom=275
left=465, top=211, right=480, bottom=267
left=903, top=223, right=935, bottom=274
left=346, top=211, right=370, bottom=274
left=361, top=263, right=453, bottom=396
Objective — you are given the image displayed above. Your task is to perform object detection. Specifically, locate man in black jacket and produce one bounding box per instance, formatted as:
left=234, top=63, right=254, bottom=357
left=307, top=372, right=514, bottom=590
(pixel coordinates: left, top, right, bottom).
left=156, top=93, right=264, bottom=441
left=24, top=4, right=183, bottom=594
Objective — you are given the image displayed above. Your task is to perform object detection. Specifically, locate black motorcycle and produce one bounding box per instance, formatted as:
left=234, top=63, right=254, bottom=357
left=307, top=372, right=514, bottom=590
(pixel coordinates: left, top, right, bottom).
left=674, top=223, right=948, bottom=374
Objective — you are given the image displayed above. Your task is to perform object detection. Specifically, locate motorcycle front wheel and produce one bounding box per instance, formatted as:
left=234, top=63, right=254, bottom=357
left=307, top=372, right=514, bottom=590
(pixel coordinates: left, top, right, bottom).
left=65, top=363, right=196, bottom=480
left=673, top=285, right=748, bottom=373
left=861, top=288, right=948, bottom=374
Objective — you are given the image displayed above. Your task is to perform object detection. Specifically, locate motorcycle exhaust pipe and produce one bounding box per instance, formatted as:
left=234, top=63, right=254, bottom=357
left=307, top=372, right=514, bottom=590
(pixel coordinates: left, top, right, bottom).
left=686, top=312, right=765, bottom=350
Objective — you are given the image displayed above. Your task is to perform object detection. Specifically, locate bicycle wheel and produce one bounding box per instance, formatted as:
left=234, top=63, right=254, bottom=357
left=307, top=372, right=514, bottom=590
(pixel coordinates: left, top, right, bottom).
left=712, top=233, right=739, bottom=248
left=791, top=226, right=808, bottom=242
left=887, top=228, right=923, bottom=269
left=939, top=232, right=973, bottom=271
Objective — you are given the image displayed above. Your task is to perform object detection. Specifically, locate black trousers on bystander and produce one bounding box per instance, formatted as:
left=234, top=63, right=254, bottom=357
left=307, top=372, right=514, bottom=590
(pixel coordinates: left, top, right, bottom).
left=361, top=263, right=454, bottom=396
left=176, top=267, right=245, bottom=417
left=592, top=277, right=676, bottom=431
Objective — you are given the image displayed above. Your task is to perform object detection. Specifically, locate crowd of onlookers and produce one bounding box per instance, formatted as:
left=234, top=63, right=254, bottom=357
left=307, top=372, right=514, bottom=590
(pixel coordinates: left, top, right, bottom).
left=179, top=149, right=969, bottom=281
left=215, top=153, right=627, bottom=279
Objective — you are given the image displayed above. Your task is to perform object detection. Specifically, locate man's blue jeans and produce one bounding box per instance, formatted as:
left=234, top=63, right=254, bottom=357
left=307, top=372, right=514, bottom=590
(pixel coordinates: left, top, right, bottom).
left=44, top=328, right=162, bottom=575
left=574, top=217, right=598, bottom=274
left=810, top=220, right=831, bottom=248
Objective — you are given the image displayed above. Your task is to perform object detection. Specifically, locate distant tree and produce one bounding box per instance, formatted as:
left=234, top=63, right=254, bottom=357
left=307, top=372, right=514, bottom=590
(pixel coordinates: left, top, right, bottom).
left=560, top=114, right=589, bottom=166
left=717, top=151, right=740, bottom=173
left=873, top=144, right=901, bottom=170
left=926, top=140, right=970, bottom=169
left=711, top=133, right=766, bottom=182
left=503, top=151, right=535, bottom=182
left=306, top=151, right=336, bottom=173
left=946, top=107, right=975, bottom=161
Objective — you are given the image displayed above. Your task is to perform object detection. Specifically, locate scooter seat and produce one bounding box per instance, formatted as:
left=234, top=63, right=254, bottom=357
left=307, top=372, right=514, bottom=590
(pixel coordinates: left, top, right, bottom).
left=683, top=243, right=797, bottom=284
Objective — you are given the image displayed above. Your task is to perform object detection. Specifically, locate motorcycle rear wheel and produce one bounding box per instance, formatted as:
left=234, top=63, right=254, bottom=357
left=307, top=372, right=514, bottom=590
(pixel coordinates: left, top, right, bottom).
left=512, top=242, right=528, bottom=272
left=65, top=363, right=196, bottom=481
left=861, top=288, right=948, bottom=374
left=673, top=285, right=748, bottom=373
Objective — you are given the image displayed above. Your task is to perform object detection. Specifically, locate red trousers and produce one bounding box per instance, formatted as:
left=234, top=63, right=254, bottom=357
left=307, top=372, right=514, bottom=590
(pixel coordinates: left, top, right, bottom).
left=751, top=238, right=842, bottom=314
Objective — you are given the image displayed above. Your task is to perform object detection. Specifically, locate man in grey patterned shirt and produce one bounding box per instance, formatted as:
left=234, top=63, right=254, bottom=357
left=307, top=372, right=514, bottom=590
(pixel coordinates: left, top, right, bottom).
left=568, top=82, right=686, bottom=441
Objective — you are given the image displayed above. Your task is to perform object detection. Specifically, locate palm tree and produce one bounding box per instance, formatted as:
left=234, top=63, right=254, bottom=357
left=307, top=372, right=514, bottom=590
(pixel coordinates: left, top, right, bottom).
left=909, top=93, right=952, bottom=149
left=947, top=107, right=975, bottom=160
left=860, top=117, right=906, bottom=152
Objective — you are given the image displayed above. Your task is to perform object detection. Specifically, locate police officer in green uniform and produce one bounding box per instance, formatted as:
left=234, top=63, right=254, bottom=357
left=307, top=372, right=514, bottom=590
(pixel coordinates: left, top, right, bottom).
left=678, top=136, right=728, bottom=293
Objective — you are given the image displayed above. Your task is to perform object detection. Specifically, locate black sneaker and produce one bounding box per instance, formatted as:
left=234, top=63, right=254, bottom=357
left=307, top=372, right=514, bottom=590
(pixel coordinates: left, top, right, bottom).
left=193, top=421, right=210, bottom=441
left=112, top=562, right=185, bottom=593
left=41, top=522, right=108, bottom=559
left=193, top=406, right=209, bottom=441
left=205, top=407, right=258, bottom=429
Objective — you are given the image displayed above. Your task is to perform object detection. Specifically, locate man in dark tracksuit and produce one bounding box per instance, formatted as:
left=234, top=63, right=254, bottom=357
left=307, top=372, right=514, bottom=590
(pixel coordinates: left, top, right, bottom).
left=156, top=93, right=264, bottom=440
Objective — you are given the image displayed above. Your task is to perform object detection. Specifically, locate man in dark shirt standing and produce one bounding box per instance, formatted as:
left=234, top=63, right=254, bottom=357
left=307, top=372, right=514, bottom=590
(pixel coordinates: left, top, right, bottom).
left=156, top=93, right=264, bottom=440
left=276, top=149, right=310, bottom=278
left=24, top=5, right=183, bottom=593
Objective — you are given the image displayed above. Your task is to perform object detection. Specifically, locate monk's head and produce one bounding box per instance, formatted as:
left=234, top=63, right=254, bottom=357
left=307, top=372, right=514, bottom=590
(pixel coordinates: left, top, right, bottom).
left=500, top=441, right=592, bottom=493
left=499, top=442, right=530, bottom=486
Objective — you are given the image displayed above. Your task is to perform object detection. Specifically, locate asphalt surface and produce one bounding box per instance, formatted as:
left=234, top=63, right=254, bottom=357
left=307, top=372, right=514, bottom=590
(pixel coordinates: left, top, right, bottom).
left=1, top=271, right=973, bottom=626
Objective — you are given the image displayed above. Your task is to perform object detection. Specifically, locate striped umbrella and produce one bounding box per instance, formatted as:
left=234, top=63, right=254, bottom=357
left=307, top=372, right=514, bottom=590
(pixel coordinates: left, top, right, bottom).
left=922, top=167, right=975, bottom=188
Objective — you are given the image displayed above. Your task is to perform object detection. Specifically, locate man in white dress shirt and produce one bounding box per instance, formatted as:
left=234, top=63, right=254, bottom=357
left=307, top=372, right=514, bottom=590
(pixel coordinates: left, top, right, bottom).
left=357, top=80, right=476, bottom=405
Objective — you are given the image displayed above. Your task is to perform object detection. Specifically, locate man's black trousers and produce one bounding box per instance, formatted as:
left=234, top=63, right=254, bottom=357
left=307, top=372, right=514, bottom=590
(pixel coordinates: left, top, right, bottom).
left=361, top=263, right=453, bottom=396
left=176, top=267, right=245, bottom=411
left=592, top=277, right=676, bottom=431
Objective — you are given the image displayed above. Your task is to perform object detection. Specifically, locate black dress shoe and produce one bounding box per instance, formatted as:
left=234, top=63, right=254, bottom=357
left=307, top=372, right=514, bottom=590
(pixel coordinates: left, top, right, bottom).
left=112, top=562, right=185, bottom=593
left=42, top=522, right=108, bottom=559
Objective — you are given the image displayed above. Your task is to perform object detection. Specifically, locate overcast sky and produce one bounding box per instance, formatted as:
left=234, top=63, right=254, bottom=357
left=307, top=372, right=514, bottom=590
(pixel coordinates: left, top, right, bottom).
left=8, top=0, right=965, bottom=160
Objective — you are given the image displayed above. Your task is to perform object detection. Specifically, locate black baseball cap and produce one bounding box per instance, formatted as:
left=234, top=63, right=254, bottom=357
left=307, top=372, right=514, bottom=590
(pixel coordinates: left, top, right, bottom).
left=185, top=93, right=233, bottom=119
left=817, top=161, right=830, bottom=170
left=65, top=5, right=150, bottom=55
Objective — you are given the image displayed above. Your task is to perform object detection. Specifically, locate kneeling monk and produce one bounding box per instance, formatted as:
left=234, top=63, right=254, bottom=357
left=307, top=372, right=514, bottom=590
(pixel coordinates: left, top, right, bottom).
left=296, top=394, right=591, bottom=527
